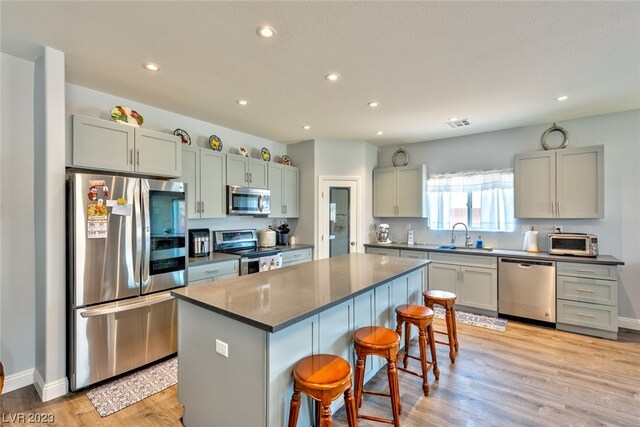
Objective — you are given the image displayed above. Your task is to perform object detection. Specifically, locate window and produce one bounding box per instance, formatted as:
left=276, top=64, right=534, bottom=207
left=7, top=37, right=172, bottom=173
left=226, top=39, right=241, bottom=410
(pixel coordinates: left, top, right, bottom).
left=427, top=169, right=515, bottom=232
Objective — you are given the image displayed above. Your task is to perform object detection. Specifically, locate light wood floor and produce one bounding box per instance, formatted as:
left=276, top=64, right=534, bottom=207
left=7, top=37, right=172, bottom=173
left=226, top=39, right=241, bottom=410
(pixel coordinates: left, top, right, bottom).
left=1, top=319, right=638, bottom=426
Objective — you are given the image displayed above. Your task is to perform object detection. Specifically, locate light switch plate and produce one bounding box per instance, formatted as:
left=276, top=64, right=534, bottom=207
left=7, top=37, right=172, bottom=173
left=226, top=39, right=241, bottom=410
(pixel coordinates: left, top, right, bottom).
left=215, top=339, right=229, bottom=357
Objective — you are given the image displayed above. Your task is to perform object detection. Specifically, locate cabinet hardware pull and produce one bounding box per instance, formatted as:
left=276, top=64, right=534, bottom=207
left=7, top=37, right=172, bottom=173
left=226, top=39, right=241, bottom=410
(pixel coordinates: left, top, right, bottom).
left=551, top=201, right=554, bottom=215
left=557, top=202, right=560, bottom=216
left=576, top=288, right=596, bottom=293
left=196, top=201, right=200, bottom=213
left=136, top=150, right=140, bottom=165
left=129, top=149, right=134, bottom=165
left=201, top=201, right=205, bottom=212
left=205, top=270, right=220, bottom=274
left=575, top=269, right=595, bottom=273
left=576, top=312, right=595, bottom=318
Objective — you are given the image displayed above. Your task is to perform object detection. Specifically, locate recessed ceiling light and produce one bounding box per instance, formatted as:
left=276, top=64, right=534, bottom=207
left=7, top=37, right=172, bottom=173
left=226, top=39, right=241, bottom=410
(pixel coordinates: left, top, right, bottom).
left=257, top=25, right=276, bottom=38
left=376, top=131, right=384, bottom=135
left=448, top=117, right=459, bottom=122
left=325, top=73, right=340, bottom=82
left=556, top=95, right=569, bottom=101
left=302, top=125, right=311, bottom=130
left=143, top=62, right=159, bottom=72
left=237, top=99, right=249, bottom=106
left=368, top=101, right=380, bottom=108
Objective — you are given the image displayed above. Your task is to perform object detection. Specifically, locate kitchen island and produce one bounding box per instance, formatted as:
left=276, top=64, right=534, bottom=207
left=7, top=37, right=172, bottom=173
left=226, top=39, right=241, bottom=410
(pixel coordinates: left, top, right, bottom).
left=171, top=253, right=430, bottom=426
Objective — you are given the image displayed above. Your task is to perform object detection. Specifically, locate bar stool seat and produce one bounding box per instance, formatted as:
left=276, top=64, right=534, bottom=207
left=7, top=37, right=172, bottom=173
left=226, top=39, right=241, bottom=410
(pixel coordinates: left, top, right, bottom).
left=353, top=326, right=401, bottom=427
left=394, top=304, right=439, bottom=395
left=288, top=354, right=357, bottom=427
left=423, top=290, right=459, bottom=363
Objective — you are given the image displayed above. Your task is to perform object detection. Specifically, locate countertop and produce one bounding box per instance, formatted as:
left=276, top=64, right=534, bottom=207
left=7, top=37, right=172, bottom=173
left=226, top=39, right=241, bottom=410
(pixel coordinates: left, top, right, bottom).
left=172, top=253, right=429, bottom=332
left=188, top=244, right=314, bottom=267
left=364, top=242, right=624, bottom=266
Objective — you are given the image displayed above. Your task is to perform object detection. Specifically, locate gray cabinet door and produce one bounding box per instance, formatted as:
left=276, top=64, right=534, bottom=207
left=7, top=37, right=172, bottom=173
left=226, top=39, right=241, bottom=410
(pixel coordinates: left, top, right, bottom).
left=200, top=150, right=226, bottom=218
left=283, top=166, right=299, bottom=217
left=268, top=163, right=284, bottom=217
left=135, top=128, right=181, bottom=177
left=180, top=146, right=199, bottom=218
left=226, top=154, right=249, bottom=186
left=72, top=114, right=135, bottom=173
left=459, top=266, right=497, bottom=310
left=428, top=262, right=458, bottom=295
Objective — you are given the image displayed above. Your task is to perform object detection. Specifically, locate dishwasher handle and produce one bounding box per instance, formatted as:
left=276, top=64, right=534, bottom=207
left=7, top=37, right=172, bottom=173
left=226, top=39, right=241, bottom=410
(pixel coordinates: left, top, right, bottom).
left=499, top=258, right=555, bottom=268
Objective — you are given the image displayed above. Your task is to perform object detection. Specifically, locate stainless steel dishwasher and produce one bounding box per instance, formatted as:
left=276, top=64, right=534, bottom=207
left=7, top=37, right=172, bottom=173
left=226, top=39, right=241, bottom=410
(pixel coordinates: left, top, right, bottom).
left=498, top=258, right=556, bottom=323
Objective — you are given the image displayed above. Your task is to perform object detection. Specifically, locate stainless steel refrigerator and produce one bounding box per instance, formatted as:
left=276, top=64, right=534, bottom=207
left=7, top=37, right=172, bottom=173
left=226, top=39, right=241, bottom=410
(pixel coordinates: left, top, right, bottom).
left=67, top=172, right=187, bottom=391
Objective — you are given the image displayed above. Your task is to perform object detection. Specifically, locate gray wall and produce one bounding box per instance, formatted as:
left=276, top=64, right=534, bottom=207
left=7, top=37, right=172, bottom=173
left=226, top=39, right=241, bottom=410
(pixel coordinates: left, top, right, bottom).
left=378, top=109, right=640, bottom=323
left=0, top=53, right=36, bottom=382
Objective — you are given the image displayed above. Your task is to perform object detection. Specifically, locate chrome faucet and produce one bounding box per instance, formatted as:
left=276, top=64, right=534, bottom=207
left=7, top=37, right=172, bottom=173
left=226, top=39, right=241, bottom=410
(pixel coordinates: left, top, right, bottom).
left=451, top=222, right=471, bottom=247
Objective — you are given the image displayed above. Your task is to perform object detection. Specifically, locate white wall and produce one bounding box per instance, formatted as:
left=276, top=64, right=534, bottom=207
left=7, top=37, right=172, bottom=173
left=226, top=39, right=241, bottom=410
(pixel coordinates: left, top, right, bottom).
left=0, top=53, right=36, bottom=392
left=378, top=110, right=640, bottom=323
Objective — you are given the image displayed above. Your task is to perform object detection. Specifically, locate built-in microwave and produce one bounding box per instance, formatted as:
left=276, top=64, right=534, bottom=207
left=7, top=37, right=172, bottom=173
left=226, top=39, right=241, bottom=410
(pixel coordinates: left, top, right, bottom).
left=548, top=233, right=598, bottom=257
left=227, top=186, right=271, bottom=215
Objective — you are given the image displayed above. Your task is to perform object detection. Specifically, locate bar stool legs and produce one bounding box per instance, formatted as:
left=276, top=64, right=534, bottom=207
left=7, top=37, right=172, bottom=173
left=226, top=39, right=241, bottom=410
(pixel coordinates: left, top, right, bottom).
left=287, top=354, right=357, bottom=427
left=353, top=326, right=402, bottom=427
left=423, top=290, right=459, bottom=363
left=395, top=304, right=439, bottom=396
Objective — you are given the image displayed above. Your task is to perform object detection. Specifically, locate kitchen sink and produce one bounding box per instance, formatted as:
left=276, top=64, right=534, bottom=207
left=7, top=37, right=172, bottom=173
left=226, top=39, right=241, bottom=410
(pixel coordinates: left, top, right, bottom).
left=436, top=245, right=493, bottom=252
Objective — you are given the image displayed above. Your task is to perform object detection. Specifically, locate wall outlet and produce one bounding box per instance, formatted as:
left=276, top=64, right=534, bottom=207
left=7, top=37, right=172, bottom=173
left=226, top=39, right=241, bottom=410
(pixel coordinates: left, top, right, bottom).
left=521, top=225, right=529, bottom=234
left=553, top=225, right=563, bottom=234
left=215, top=339, right=229, bottom=358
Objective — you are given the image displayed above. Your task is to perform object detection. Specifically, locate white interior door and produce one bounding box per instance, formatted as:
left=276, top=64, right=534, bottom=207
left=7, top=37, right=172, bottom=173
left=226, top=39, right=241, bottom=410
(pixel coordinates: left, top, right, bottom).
left=319, top=177, right=360, bottom=259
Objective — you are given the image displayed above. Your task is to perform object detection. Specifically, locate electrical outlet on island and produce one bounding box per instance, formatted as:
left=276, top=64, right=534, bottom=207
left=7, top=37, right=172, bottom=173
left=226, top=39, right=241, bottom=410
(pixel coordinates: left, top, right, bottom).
left=216, top=339, right=229, bottom=358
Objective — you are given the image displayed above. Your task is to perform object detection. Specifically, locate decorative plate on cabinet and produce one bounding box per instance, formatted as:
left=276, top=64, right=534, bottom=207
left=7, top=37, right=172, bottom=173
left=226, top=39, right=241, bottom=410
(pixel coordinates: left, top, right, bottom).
left=209, top=135, right=223, bottom=151
left=110, top=106, right=143, bottom=127
left=173, top=128, right=191, bottom=145
left=261, top=147, right=271, bottom=161
left=239, top=147, right=249, bottom=157
left=282, top=155, right=292, bottom=166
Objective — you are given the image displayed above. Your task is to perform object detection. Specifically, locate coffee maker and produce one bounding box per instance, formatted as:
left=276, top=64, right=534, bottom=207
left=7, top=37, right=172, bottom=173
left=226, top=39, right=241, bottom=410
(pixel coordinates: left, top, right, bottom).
left=189, top=229, right=210, bottom=257
left=376, top=224, right=391, bottom=244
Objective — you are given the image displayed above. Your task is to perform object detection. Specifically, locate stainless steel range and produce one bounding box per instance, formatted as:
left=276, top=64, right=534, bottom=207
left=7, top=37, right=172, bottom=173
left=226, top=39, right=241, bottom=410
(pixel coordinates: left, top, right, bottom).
left=213, top=229, right=282, bottom=275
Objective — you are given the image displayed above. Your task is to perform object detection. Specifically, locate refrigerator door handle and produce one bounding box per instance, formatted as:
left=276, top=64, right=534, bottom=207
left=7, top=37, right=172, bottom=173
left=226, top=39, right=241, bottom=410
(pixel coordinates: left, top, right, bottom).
left=140, top=179, right=151, bottom=288
left=79, top=292, right=174, bottom=318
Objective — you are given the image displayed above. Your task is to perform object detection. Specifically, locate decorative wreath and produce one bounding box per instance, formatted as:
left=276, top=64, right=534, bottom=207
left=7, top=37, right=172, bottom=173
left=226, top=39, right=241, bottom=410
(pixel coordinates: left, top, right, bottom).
left=540, top=123, right=569, bottom=150
left=392, top=147, right=409, bottom=166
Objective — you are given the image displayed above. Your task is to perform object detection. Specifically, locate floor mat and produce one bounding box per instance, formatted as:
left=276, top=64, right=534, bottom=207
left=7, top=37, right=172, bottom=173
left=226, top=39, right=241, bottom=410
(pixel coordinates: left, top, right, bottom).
left=433, top=307, right=508, bottom=332
left=86, top=357, right=177, bottom=417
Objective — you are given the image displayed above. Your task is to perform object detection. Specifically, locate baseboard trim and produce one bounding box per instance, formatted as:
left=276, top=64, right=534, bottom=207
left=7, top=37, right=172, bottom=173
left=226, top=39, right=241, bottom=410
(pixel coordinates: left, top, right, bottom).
left=33, top=369, right=68, bottom=401
left=618, top=316, right=640, bottom=331
left=2, top=368, right=35, bottom=394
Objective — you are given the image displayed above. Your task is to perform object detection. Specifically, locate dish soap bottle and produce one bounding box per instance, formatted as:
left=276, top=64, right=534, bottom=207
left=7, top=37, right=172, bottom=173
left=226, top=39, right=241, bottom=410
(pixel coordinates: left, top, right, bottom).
left=475, top=235, right=483, bottom=248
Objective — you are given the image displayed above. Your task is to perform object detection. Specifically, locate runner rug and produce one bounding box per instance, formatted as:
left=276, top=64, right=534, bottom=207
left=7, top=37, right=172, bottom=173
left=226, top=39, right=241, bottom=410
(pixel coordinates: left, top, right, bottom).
left=86, top=357, right=177, bottom=417
left=433, top=307, right=508, bottom=332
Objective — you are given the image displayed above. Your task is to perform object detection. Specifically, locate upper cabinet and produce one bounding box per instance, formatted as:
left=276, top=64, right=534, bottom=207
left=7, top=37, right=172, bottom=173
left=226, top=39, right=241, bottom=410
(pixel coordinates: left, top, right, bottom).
left=268, top=163, right=299, bottom=218
left=226, top=153, right=268, bottom=189
left=180, top=147, right=226, bottom=219
left=373, top=164, right=428, bottom=218
left=72, top=114, right=182, bottom=177
left=515, top=145, right=604, bottom=218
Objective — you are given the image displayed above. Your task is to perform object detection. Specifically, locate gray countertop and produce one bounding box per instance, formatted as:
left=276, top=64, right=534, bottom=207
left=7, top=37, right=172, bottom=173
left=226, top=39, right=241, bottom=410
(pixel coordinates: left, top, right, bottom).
left=188, top=244, right=314, bottom=267
left=364, top=242, right=624, bottom=266
left=172, top=253, right=429, bottom=332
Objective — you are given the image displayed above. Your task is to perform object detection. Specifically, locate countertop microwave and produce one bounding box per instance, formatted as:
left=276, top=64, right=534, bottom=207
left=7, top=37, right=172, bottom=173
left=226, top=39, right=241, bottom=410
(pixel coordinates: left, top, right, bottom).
left=227, top=186, right=270, bottom=215
left=548, top=233, right=598, bottom=257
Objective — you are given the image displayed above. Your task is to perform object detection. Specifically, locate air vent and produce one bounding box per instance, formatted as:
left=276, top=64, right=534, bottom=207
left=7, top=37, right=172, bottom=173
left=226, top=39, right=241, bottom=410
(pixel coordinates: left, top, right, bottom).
left=446, top=119, right=470, bottom=128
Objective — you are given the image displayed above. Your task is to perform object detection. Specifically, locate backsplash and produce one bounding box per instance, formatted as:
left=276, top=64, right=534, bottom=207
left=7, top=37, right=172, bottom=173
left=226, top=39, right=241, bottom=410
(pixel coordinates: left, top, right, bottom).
left=373, top=218, right=605, bottom=253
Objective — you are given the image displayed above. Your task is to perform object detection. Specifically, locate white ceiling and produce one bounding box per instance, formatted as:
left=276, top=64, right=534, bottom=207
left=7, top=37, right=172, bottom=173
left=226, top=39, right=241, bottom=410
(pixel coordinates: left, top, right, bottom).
left=2, top=1, right=639, bottom=146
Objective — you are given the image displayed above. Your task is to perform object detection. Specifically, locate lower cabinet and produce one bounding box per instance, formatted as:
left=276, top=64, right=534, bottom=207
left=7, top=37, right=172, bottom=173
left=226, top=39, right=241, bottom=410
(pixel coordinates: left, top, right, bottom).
left=281, top=247, right=313, bottom=267
left=428, top=252, right=497, bottom=312
left=365, top=246, right=400, bottom=256
left=188, top=260, right=239, bottom=286
left=556, top=262, right=618, bottom=339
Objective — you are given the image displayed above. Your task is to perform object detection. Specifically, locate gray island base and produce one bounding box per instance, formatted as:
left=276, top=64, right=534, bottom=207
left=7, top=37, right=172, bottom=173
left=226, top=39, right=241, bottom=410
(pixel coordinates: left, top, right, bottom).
left=171, top=253, right=430, bottom=426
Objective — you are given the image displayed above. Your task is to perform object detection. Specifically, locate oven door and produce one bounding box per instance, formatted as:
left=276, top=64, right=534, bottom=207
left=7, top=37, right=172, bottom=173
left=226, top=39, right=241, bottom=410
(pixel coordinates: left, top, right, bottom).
left=240, top=253, right=282, bottom=275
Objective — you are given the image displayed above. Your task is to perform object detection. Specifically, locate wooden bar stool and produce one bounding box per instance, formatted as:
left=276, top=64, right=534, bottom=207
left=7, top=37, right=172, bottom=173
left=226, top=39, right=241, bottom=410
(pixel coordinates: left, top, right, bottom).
left=423, top=290, right=459, bottom=363
left=353, top=326, right=401, bottom=427
left=394, top=304, right=440, bottom=395
left=288, top=354, right=357, bottom=427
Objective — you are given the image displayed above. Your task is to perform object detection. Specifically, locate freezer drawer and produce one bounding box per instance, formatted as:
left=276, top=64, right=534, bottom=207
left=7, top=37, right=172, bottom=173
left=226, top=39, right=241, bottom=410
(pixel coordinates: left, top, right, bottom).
left=70, top=292, right=178, bottom=391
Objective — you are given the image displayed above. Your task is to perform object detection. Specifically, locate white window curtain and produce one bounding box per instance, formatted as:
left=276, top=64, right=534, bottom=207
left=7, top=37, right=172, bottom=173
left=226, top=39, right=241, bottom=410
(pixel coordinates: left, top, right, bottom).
left=427, top=169, right=515, bottom=231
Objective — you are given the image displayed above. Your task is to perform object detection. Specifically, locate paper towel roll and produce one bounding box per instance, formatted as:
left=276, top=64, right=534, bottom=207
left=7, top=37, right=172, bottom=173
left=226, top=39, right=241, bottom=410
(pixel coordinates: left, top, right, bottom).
left=523, top=230, right=539, bottom=252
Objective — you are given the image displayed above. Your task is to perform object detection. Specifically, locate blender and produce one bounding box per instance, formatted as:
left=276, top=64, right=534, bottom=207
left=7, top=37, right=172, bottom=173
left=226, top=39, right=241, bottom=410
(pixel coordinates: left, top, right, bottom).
left=376, top=224, right=391, bottom=244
